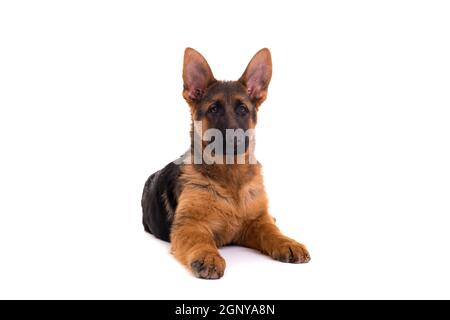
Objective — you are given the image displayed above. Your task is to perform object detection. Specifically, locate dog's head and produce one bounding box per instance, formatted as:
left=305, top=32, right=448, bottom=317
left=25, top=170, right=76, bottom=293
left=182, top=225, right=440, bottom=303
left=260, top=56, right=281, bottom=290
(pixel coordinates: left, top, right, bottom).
left=183, top=48, right=272, bottom=157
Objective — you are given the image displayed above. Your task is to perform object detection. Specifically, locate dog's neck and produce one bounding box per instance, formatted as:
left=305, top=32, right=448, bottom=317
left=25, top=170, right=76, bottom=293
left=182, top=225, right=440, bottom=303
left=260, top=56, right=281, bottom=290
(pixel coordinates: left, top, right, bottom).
left=193, top=158, right=259, bottom=191
left=188, top=147, right=260, bottom=191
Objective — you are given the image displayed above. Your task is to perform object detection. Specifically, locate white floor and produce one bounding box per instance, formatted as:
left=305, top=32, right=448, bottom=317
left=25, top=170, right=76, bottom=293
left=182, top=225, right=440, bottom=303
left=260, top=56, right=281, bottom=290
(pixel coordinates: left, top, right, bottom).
left=1, top=164, right=449, bottom=299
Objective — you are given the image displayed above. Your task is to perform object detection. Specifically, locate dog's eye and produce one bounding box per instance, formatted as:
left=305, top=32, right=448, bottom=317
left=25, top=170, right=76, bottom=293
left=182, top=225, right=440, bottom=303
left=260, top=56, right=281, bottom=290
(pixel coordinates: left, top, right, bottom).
left=208, top=103, right=220, bottom=114
left=237, top=104, right=249, bottom=115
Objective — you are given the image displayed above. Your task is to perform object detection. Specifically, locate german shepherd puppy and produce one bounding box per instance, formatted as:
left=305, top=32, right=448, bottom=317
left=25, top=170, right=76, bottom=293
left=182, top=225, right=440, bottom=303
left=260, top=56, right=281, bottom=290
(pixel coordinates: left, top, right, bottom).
left=142, top=48, right=310, bottom=279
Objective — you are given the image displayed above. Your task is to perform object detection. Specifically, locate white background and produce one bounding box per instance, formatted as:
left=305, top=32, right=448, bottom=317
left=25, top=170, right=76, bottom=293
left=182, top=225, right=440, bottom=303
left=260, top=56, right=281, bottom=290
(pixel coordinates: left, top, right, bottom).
left=1, top=1, right=449, bottom=299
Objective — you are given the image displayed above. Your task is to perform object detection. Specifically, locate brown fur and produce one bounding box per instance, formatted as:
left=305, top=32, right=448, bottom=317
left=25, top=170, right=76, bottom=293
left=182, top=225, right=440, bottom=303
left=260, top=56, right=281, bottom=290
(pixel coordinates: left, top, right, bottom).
left=168, top=48, right=310, bottom=279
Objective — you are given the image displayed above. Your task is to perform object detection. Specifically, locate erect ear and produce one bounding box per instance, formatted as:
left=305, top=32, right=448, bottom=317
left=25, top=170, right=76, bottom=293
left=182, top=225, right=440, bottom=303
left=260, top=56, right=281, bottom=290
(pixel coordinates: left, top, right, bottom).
left=182, top=48, right=215, bottom=102
left=239, top=48, right=272, bottom=106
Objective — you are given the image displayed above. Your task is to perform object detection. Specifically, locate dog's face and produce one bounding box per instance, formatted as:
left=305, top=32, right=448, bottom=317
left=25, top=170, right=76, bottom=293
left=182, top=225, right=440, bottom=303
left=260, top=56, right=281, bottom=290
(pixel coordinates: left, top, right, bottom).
left=182, top=48, right=272, bottom=155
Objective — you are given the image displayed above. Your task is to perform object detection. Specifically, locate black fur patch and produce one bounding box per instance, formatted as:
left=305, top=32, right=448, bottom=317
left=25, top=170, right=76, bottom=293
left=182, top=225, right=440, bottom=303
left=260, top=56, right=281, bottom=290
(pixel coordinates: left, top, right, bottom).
left=141, top=161, right=181, bottom=242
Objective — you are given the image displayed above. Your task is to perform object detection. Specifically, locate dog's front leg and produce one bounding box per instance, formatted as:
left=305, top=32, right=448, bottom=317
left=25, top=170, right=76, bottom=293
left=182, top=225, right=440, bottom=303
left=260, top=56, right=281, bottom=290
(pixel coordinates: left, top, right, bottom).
left=171, top=219, right=225, bottom=279
left=238, top=213, right=311, bottom=263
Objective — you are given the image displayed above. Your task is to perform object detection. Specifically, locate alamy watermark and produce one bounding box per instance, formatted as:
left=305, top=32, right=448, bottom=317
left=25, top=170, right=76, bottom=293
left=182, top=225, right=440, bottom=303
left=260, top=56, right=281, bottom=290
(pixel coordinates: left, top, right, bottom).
left=174, top=121, right=257, bottom=165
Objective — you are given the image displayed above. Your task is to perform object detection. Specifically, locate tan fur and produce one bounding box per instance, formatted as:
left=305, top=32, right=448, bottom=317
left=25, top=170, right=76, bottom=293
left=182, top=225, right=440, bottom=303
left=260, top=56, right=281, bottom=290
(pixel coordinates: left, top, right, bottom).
left=171, top=161, right=309, bottom=278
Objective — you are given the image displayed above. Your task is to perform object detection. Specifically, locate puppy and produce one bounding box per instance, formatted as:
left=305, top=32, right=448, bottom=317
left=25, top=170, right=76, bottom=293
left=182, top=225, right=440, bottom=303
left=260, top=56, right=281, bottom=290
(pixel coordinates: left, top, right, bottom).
left=142, top=48, right=310, bottom=279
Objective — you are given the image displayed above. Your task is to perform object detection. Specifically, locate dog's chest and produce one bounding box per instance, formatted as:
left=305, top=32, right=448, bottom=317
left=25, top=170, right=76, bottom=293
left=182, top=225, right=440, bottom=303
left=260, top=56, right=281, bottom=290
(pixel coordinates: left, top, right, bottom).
left=214, top=180, right=266, bottom=215
left=209, top=183, right=267, bottom=245
left=237, top=184, right=266, bottom=214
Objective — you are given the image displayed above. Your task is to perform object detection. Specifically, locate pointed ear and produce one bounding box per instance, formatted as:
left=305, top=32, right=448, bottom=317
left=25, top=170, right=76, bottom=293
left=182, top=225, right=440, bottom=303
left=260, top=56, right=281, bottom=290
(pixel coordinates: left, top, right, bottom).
left=239, top=48, right=272, bottom=106
left=182, top=48, right=215, bottom=102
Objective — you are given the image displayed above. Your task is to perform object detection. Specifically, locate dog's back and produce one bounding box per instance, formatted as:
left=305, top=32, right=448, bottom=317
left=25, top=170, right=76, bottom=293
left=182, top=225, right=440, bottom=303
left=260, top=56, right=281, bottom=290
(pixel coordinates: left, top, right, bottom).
left=141, top=162, right=181, bottom=241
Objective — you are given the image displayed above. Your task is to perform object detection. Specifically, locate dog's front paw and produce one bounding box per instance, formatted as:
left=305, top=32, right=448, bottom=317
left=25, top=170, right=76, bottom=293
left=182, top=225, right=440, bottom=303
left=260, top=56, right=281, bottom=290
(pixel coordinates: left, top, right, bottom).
left=190, top=253, right=226, bottom=280
left=271, top=240, right=311, bottom=264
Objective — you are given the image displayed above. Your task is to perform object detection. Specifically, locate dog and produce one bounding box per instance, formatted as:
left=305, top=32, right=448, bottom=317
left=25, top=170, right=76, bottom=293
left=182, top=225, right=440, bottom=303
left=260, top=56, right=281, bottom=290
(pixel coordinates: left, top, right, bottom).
left=142, top=48, right=310, bottom=279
